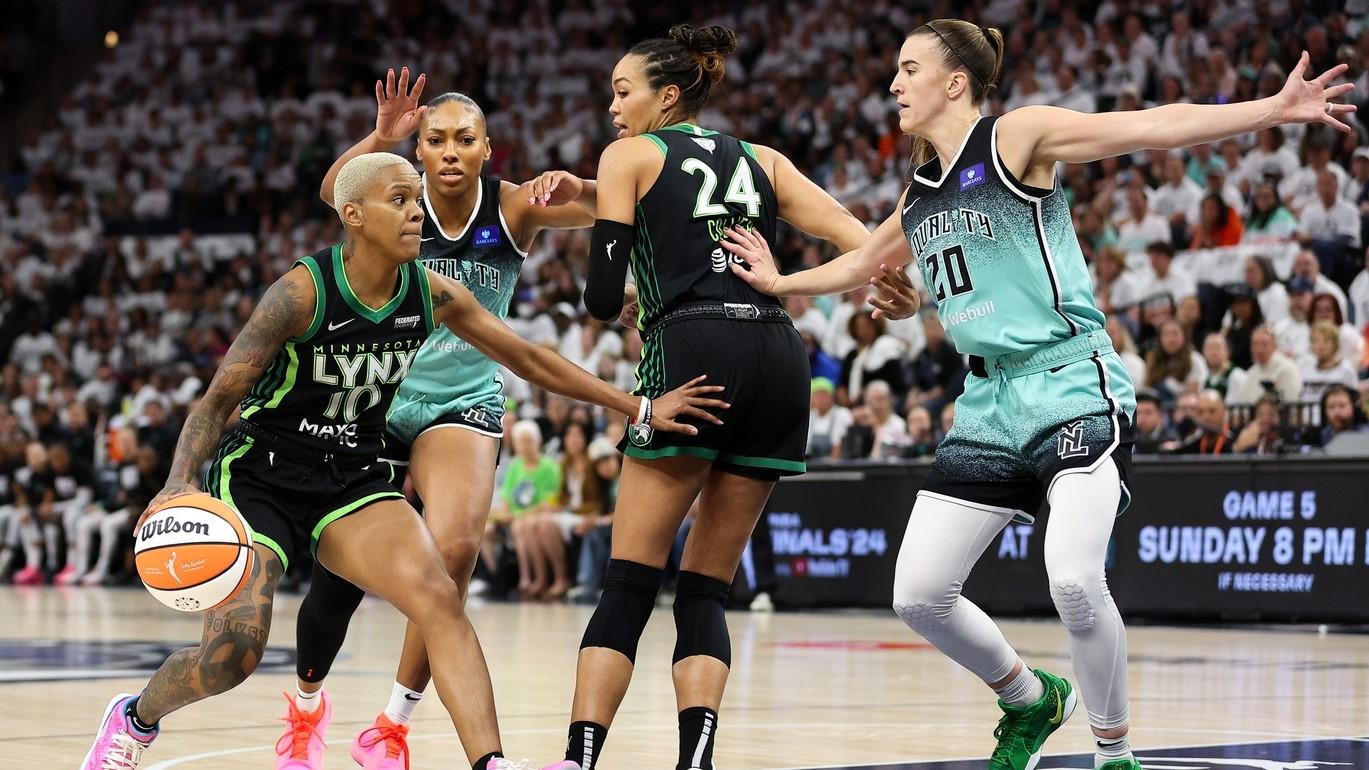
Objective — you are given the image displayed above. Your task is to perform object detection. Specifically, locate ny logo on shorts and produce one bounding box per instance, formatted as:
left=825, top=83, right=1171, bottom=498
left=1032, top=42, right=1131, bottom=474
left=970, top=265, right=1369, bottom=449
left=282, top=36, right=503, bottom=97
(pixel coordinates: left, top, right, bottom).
left=1057, top=420, right=1090, bottom=460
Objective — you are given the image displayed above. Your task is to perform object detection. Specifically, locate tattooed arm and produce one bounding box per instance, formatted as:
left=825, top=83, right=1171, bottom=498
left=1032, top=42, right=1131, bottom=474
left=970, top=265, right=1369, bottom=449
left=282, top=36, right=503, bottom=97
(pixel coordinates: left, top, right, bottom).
left=144, top=266, right=314, bottom=519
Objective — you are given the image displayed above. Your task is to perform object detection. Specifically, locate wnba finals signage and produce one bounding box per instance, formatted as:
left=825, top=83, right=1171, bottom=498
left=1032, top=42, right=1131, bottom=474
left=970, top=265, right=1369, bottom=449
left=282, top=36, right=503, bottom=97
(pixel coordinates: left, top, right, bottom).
left=764, top=458, right=1369, bottom=621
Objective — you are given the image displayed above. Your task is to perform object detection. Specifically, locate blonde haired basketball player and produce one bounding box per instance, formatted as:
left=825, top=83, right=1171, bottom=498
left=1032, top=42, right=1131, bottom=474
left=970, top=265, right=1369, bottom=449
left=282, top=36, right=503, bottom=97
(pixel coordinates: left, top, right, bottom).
left=275, top=68, right=603, bottom=770
left=80, top=152, right=725, bottom=770
left=722, top=20, right=1355, bottom=770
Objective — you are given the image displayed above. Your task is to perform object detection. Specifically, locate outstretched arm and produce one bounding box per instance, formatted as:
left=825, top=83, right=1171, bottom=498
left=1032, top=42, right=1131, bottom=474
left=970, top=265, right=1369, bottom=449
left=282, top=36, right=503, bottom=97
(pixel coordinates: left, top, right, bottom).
left=150, top=267, right=314, bottom=513
left=722, top=189, right=914, bottom=298
left=320, top=67, right=427, bottom=207
left=1004, top=54, right=1354, bottom=168
left=500, top=173, right=598, bottom=249
left=427, top=269, right=726, bottom=433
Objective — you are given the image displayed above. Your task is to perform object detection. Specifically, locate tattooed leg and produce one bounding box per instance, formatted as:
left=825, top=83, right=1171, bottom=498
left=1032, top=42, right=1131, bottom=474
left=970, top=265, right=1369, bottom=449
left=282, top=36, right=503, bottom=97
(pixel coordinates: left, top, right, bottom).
left=136, top=544, right=284, bottom=724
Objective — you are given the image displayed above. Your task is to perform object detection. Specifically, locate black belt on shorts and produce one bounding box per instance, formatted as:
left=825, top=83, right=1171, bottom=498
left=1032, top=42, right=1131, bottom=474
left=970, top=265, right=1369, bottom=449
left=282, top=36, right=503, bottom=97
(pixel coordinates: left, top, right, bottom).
left=642, top=301, right=792, bottom=338
left=235, top=419, right=374, bottom=468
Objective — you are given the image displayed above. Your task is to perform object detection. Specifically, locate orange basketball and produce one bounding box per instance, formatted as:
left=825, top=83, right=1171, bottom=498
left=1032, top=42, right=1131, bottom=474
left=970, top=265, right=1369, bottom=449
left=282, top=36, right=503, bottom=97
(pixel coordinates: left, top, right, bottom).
left=134, top=493, right=255, bottom=612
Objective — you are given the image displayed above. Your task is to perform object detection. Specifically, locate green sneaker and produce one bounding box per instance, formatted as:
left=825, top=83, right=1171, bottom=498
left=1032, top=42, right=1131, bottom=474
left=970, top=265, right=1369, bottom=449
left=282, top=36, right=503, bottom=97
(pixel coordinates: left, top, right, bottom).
left=1096, top=760, right=1143, bottom=769
left=987, top=669, right=1077, bottom=770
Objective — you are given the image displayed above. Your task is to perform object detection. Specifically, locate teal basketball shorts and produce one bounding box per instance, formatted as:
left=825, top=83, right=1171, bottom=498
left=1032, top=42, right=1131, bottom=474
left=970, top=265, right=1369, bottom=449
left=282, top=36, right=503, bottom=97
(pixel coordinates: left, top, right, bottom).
left=923, top=330, right=1137, bottom=522
left=381, top=393, right=505, bottom=487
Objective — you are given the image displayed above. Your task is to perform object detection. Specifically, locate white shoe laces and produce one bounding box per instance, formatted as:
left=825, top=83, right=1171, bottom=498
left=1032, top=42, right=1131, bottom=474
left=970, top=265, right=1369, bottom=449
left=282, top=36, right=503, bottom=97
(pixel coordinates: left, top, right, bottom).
left=491, top=759, right=530, bottom=770
left=100, top=732, right=147, bottom=769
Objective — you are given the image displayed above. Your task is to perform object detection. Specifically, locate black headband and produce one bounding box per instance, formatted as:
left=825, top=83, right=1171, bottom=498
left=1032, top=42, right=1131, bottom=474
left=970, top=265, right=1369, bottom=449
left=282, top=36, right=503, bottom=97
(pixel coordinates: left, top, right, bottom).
left=925, top=24, right=989, bottom=89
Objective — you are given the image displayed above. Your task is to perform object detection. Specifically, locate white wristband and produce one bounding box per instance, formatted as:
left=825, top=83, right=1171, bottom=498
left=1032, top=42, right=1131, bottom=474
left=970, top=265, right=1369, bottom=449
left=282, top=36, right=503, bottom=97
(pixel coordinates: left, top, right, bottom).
left=635, top=396, right=650, bottom=425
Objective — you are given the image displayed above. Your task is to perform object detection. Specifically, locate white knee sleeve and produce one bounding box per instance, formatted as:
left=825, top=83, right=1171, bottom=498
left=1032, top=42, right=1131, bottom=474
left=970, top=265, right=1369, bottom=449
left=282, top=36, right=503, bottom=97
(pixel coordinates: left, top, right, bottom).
left=1045, top=460, right=1130, bottom=731
left=892, top=492, right=1020, bottom=683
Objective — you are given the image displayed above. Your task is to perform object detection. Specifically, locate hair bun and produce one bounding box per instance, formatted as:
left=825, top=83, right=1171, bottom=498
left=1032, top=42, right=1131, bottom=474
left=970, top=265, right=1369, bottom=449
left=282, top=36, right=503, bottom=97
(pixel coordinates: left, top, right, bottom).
left=668, top=24, right=736, bottom=85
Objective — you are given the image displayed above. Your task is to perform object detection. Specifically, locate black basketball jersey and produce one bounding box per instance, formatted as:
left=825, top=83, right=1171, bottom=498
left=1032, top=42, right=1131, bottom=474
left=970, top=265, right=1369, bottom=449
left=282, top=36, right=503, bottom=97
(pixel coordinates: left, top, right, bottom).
left=631, top=124, right=781, bottom=329
left=238, top=243, right=435, bottom=457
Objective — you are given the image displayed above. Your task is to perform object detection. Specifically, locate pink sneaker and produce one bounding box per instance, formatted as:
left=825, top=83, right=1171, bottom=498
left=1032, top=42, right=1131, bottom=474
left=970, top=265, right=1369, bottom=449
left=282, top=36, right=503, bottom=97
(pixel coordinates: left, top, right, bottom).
left=350, top=713, right=410, bottom=769
left=54, top=564, right=79, bottom=585
left=541, top=762, right=582, bottom=770
left=13, top=565, right=43, bottom=585
left=81, top=693, right=158, bottom=769
left=274, top=691, right=331, bottom=769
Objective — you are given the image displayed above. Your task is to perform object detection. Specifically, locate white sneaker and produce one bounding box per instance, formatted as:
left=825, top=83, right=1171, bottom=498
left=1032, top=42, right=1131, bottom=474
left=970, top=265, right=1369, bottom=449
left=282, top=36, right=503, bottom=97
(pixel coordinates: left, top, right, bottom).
left=468, top=578, right=490, bottom=597
left=749, top=591, right=774, bottom=612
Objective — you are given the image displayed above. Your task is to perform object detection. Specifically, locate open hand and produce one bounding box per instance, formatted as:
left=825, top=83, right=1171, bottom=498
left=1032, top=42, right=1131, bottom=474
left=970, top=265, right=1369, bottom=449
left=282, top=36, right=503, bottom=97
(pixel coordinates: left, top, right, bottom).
left=375, top=67, right=427, bottom=144
left=867, top=263, right=921, bottom=321
left=721, top=226, right=782, bottom=295
left=1279, top=51, right=1356, bottom=132
left=648, top=375, right=729, bottom=434
left=527, top=170, right=584, bottom=207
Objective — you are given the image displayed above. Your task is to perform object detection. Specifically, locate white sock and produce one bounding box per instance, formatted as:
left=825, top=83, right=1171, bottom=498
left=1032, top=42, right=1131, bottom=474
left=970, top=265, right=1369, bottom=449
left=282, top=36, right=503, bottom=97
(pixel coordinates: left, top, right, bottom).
left=993, top=666, right=1044, bottom=708
left=383, top=682, right=423, bottom=725
left=1095, top=734, right=1132, bottom=766
left=296, top=686, right=322, bottom=713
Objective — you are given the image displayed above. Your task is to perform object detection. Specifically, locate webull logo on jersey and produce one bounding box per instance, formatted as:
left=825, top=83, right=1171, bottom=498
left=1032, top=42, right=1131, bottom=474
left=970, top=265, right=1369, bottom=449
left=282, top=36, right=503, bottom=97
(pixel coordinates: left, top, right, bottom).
left=907, top=207, right=996, bottom=261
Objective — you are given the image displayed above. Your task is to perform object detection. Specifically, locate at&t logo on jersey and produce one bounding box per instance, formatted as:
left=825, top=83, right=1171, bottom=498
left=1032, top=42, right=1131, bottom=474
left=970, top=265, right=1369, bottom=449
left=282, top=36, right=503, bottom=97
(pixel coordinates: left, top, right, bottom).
left=959, top=162, right=986, bottom=191
left=474, top=226, right=502, bottom=247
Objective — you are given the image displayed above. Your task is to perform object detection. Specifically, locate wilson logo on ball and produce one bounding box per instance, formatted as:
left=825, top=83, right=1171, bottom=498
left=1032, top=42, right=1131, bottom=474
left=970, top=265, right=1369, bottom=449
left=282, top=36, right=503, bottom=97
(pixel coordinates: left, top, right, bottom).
left=140, top=515, right=212, bottom=542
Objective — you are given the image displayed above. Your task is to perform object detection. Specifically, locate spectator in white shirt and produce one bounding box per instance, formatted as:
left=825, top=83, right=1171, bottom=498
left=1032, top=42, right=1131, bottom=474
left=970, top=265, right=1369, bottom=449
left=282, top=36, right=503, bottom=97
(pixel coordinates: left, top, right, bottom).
left=1233, top=325, right=1303, bottom=404
left=1106, top=316, right=1148, bottom=387
left=1150, top=153, right=1203, bottom=234
left=1145, top=241, right=1198, bottom=305
left=1296, top=169, right=1361, bottom=251
left=1299, top=321, right=1359, bottom=401
left=1284, top=140, right=1350, bottom=214
left=1092, top=246, right=1142, bottom=316
left=1053, top=65, right=1097, bottom=113
left=1160, top=10, right=1210, bottom=78
left=1349, top=246, right=1369, bottom=327
left=863, top=380, right=907, bottom=460
left=1144, top=319, right=1208, bottom=401
left=1272, top=278, right=1314, bottom=364
left=1242, top=256, right=1290, bottom=324
left=1309, top=292, right=1364, bottom=369
left=806, top=377, right=852, bottom=460
left=1291, top=248, right=1350, bottom=320
left=1114, top=188, right=1171, bottom=257
left=1241, top=127, right=1300, bottom=190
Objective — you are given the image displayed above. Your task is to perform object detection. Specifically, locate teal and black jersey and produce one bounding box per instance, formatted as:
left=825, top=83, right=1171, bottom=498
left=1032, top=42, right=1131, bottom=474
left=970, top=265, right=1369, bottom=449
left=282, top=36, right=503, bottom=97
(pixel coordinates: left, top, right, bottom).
left=631, top=123, right=781, bottom=329
left=390, top=175, right=525, bottom=421
left=238, top=243, right=435, bottom=458
left=902, top=115, right=1106, bottom=359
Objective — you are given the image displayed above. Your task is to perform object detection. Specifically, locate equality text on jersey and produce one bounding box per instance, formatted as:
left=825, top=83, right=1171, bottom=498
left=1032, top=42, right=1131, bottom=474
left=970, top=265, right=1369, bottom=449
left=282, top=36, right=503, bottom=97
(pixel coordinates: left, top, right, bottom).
left=906, top=207, right=997, bottom=261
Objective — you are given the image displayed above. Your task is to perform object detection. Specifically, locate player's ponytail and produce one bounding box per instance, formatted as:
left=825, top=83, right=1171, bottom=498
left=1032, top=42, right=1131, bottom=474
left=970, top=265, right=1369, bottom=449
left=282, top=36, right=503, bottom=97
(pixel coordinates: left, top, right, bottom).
left=906, top=20, right=1004, bottom=174
left=630, top=24, right=738, bottom=120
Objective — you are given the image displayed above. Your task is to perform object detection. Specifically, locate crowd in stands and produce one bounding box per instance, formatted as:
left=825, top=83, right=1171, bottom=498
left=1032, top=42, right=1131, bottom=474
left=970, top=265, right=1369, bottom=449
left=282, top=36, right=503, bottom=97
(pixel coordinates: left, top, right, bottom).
left=2, top=0, right=1369, bottom=590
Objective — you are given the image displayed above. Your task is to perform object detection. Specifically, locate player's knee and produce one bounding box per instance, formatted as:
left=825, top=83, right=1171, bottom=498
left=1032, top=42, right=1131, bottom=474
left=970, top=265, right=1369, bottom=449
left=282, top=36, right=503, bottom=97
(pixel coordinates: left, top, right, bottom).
left=1046, top=568, right=1108, bottom=633
left=892, top=579, right=962, bottom=634
left=196, top=631, right=266, bottom=694
left=580, top=559, right=662, bottom=663
left=672, top=571, right=731, bottom=667
left=434, top=532, right=482, bottom=580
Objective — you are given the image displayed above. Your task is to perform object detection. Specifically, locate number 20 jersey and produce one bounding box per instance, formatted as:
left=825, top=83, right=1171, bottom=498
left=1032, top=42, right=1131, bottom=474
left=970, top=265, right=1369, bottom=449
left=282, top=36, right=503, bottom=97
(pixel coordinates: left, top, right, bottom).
left=901, top=115, right=1106, bottom=359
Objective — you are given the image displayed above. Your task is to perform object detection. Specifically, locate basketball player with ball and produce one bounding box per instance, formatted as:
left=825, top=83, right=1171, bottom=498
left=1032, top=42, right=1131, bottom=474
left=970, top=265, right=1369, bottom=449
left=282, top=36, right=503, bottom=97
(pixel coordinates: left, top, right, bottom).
left=81, top=152, right=726, bottom=770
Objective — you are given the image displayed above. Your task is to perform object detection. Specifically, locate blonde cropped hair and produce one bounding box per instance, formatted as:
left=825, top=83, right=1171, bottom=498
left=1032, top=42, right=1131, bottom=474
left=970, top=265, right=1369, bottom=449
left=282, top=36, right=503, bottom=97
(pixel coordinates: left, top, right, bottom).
left=333, top=152, right=415, bottom=221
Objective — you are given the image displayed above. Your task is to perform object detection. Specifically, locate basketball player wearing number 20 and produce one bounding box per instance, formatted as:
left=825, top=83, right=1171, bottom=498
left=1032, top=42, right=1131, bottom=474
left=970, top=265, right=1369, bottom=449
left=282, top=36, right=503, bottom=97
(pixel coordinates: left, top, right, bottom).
left=723, top=20, right=1354, bottom=770
left=80, top=152, right=726, bottom=770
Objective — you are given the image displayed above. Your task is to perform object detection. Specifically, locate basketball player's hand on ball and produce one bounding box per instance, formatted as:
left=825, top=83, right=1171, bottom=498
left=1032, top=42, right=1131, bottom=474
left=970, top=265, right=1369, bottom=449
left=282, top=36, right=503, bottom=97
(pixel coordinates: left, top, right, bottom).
left=139, top=483, right=199, bottom=529
left=619, top=284, right=639, bottom=327
left=374, top=67, right=427, bottom=144
left=527, top=170, right=583, bottom=207
left=867, top=264, right=921, bottom=321
left=650, top=375, right=730, bottom=434
left=721, top=226, right=780, bottom=295
left=1279, top=51, right=1357, bottom=132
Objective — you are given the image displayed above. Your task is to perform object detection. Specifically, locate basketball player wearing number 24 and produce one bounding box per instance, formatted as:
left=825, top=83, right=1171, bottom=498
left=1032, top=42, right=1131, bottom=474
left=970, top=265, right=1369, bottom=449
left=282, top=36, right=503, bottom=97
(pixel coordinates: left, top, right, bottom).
left=723, top=21, right=1355, bottom=770
left=80, top=152, right=727, bottom=770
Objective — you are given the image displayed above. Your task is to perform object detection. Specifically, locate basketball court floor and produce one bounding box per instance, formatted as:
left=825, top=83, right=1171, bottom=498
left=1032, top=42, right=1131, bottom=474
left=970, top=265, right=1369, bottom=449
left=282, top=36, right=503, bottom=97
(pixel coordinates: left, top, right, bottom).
left=4, top=586, right=1365, bottom=769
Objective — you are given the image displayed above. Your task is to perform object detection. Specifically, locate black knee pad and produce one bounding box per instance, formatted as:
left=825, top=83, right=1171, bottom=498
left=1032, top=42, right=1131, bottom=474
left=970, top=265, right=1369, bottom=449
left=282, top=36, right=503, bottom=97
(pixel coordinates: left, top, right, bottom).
left=580, top=559, right=662, bottom=663
left=295, top=566, right=366, bottom=683
left=672, top=571, right=732, bottom=667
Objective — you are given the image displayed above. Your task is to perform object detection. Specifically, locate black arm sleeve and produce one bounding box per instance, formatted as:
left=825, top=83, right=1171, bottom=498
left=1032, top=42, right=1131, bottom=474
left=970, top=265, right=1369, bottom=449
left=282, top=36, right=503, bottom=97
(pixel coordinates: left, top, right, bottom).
left=585, top=219, right=635, bottom=321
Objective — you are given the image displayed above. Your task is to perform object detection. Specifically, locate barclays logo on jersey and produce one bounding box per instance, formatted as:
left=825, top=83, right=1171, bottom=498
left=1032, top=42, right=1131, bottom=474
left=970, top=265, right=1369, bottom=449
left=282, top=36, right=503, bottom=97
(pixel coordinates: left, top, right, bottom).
left=959, top=162, right=986, bottom=191
left=474, top=226, right=502, bottom=247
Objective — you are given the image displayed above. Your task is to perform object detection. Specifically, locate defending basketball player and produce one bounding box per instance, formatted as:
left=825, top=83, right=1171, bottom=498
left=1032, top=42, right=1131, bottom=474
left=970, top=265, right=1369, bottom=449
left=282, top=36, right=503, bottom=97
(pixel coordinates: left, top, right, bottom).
left=722, top=21, right=1355, bottom=770
left=274, top=69, right=603, bottom=770
left=539, top=24, right=919, bottom=770
left=80, top=152, right=726, bottom=770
